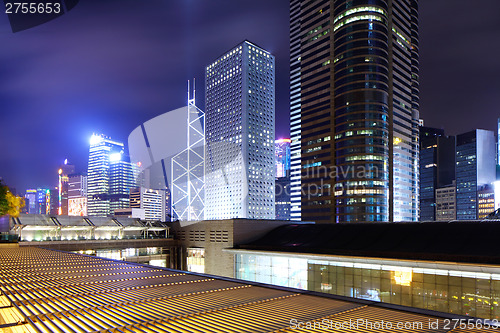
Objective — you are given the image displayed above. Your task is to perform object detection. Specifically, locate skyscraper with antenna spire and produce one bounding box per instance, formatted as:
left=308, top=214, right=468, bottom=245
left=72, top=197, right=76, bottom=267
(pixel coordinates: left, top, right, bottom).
left=171, top=80, right=206, bottom=221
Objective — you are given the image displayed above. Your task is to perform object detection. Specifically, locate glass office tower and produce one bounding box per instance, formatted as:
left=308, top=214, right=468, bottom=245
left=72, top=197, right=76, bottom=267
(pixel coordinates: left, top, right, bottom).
left=456, top=129, right=495, bottom=220
left=205, top=40, right=275, bottom=220
left=290, top=0, right=419, bottom=222
left=87, top=134, right=128, bottom=217
left=419, top=127, right=455, bottom=221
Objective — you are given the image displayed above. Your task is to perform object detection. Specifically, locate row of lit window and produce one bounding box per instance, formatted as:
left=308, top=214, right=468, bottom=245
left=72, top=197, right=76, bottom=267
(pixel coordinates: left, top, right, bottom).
left=334, top=14, right=385, bottom=32
left=206, top=46, right=243, bottom=70
left=334, top=6, right=386, bottom=25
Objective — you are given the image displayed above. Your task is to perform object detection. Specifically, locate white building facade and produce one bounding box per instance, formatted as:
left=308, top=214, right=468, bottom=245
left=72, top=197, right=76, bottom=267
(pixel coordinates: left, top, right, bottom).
left=130, top=187, right=166, bottom=222
left=205, top=40, right=275, bottom=220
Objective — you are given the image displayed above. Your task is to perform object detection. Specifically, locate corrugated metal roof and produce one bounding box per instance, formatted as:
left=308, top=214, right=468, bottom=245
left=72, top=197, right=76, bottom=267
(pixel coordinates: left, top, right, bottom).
left=0, top=247, right=491, bottom=332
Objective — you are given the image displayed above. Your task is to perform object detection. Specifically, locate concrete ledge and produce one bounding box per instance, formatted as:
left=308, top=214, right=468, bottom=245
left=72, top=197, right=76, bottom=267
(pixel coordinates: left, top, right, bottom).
left=19, top=238, right=178, bottom=251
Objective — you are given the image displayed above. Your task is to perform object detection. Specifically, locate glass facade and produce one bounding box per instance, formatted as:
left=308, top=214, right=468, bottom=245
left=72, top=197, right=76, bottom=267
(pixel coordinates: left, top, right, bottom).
left=419, top=127, right=455, bottom=221
left=291, top=0, right=420, bottom=223
left=87, top=134, right=125, bottom=217
left=275, top=139, right=291, bottom=178
left=74, top=247, right=168, bottom=267
left=187, top=248, right=205, bottom=273
left=235, top=252, right=500, bottom=319
left=24, top=189, right=37, bottom=214
left=456, top=130, right=496, bottom=220
left=109, top=158, right=136, bottom=214
left=236, top=254, right=307, bottom=289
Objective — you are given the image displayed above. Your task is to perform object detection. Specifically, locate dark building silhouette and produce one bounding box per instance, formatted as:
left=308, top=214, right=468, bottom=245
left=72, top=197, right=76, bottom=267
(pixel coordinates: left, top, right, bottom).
left=419, top=126, right=455, bottom=221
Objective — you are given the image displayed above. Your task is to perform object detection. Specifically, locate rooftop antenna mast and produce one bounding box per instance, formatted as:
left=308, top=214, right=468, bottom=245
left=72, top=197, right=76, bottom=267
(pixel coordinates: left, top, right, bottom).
left=173, top=77, right=205, bottom=221
left=188, top=78, right=196, bottom=106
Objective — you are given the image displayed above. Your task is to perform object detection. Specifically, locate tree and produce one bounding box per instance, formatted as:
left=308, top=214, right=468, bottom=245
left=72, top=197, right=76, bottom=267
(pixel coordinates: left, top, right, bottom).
left=0, top=180, right=25, bottom=218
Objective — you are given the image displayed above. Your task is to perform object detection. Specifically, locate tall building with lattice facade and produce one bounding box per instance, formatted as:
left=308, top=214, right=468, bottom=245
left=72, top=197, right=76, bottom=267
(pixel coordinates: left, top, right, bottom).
left=205, top=41, right=275, bottom=220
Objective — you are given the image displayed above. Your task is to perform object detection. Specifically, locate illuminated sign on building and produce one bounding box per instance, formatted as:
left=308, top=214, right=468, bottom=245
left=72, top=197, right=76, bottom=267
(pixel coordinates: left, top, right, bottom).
left=68, top=197, right=87, bottom=216
left=45, top=189, right=50, bottom=215
left=392, top=270, right=413, bottom=286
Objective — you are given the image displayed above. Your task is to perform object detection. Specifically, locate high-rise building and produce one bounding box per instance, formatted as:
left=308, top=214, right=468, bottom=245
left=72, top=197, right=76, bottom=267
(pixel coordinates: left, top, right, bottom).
left=171, top=85, right=206, bottom=222
left=290, top=0, right=419, bottom=223
left=109, top=152, right=136, bottom=214
left=57, top=159, right=75, bottom=215
left=35, top=188, right=51, bottom=215
left=275, top=139, right=291, bottom=178
left=205, top=40, right=275, bottom=220
left=68, top=174, right=87, bottom=216
left=87, top=134, right=128, bottom=217
left=478, top=184, right=495, bottom=219
left=419, top=127, right=455, bottom=221
left=275, top=176, right=291, bottom=220
left=128, top=103, right=198, bottom=222
left=24, top=189, right=37, bottom=214
left=275, top=139, right=292, bottom=220
left=130, top=187, right=167, bottom=222
left=497, top=118, right=500, bottom=179
left=49, top=188, right=59, bottom=215
left=289, top=0, right=302, bottom=221
left=456, top=129, right=496, bottom=220
left=68, top=174, right=87, bottom=198
left=497, top=118, right=500, bottom=166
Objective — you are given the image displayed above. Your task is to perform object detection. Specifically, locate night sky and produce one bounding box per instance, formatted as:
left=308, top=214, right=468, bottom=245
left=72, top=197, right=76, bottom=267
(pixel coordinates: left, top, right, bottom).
left=1, top=0, right=499, bottom=193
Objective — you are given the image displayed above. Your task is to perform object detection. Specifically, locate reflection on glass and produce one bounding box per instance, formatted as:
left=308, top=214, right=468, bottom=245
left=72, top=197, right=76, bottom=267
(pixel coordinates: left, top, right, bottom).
left=73, top=247, right=167, bottom=267
left=235, top=253, right=500, bottom=319
left=187, top=248, right=205, bottom=273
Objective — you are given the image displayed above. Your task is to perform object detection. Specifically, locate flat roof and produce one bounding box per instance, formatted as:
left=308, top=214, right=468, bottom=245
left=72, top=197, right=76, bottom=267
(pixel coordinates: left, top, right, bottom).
left=235, top=221, right=500, bottom=265
left=0, top=247, right=490, bottom=332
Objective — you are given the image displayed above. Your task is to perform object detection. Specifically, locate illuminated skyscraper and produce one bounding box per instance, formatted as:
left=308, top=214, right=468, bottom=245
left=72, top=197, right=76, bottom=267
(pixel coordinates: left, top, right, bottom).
left=275, top=139, right=291, bottom=178
left=109, top=152, right=136, bottom=213
left=87, top=134, right=129, bottom=217
left=24, top=189, right=37, bottom=214
left=68, top=174, right=87, bottom=198
left=205, top=40, right=275, bottom=219
left=36, top=188, right=50, bottom=215
left=290, top=0, right=419, bottom=222
left=49, top=188, right=59, bottom=215
left=419, top=127, right=455, bottom=221
left=456, top=129, right=495, bottom=220
left=275, top=139, right=291, bottom=220
left=57, top=159, right=75, bottom=215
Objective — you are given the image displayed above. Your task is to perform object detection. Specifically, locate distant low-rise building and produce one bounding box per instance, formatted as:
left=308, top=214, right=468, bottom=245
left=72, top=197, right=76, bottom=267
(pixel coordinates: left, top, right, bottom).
left=436, top=182, right=456, bottom=221
left=478, top=184, right=495, bottom=219
left=456, top=129, right=496, bottom=219
left=130, top=187, right=166, bottom=222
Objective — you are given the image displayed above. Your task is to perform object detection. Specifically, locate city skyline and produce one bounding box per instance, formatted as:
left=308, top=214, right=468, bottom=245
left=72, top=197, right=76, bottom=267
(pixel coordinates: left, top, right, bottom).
left=1, top=0, right=500, bottom=195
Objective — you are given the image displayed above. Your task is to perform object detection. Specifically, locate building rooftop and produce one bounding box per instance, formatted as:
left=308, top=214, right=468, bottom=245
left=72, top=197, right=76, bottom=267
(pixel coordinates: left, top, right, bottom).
left=0, top=246, right=485, bottom=332
left=235, top=221, right=500, bottom=265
